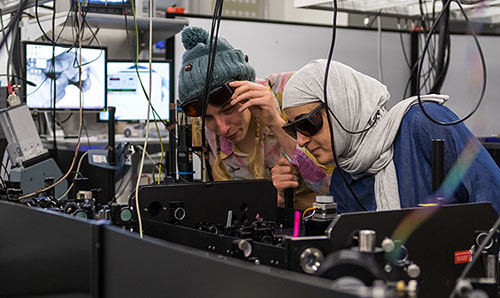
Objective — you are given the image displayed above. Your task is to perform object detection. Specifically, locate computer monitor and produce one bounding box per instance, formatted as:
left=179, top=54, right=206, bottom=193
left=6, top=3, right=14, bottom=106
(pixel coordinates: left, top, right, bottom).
left=99, top=60, right=171, bottom=122
left=24, top=41, right=107, bottom=111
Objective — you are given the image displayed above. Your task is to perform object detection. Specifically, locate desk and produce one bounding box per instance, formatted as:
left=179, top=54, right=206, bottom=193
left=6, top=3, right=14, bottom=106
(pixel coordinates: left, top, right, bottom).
left=41, top=134, right=168, bottom=151
left=41, top=134, right=169, bottom=204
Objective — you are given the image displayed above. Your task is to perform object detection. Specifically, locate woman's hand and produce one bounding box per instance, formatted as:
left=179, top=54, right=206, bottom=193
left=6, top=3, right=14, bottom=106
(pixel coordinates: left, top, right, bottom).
left=229, top=81, right=284, bottom=130
left=272, top=157, right=299, bottom=207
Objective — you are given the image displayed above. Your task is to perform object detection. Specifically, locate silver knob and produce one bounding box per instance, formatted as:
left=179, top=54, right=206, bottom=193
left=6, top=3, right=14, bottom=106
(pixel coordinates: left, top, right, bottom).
left=359, top=230, right=376, bottom=252
left=381, top=238, right=395, bottom=253
left=407, top=264, right=421, bottom=278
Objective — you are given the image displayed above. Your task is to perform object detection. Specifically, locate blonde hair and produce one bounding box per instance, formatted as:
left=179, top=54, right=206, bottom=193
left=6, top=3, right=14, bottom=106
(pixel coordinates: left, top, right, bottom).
left=213, top=117, right=266, bottom=180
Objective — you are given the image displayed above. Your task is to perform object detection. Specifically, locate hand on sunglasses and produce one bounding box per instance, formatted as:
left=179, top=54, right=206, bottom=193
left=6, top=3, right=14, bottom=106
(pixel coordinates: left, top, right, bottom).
left=180, top=81, right=236, bottom=117
left=229, top=81, right=284, bottom=129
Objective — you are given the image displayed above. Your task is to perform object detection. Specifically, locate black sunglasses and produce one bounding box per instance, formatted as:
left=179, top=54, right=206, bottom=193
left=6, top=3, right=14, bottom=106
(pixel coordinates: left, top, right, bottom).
left=282, top=103, right=325, bottom=139
left=180, top=81, right=235, bottom=117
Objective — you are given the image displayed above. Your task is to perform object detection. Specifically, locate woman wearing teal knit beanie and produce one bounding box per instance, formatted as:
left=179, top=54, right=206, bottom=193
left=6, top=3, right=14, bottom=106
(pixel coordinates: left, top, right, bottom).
left=178, top=26, right=331, bottom=208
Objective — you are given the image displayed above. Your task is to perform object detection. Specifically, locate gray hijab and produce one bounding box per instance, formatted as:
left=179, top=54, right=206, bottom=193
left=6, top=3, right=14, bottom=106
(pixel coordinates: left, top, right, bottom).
left=283, top=59, right=448, bottom=210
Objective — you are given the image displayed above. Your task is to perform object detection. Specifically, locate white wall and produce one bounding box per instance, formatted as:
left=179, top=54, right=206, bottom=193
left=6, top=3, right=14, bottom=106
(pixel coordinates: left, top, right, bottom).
left=0, top=15, right=12, bottom=87
left=268, top=0, right=347, bottom=26
left=442, top=34, right=500, bottom=137
left=175, top=16, right=500, bottom=137
left=175, top=17, right=410, bottom=107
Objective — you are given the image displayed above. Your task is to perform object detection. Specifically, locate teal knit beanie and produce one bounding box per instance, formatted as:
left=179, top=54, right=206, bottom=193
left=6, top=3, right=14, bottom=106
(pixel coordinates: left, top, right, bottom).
left=178, top=26, right=256, bottom=104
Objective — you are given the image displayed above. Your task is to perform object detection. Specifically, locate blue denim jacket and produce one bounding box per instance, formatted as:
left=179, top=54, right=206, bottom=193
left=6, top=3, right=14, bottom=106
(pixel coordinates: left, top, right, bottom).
left=330, top=102, right=500, bottom=215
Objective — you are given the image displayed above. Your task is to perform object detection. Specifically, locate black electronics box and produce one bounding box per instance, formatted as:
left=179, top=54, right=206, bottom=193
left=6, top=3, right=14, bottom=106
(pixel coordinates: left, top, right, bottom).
left=72, top=0, right=133, bottom=15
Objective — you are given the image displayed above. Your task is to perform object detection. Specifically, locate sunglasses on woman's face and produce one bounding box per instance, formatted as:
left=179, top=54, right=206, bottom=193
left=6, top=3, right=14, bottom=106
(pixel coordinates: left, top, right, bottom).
left=282, top=103, right=325, bottom=139
left=180, top=81, right=236, bottom=117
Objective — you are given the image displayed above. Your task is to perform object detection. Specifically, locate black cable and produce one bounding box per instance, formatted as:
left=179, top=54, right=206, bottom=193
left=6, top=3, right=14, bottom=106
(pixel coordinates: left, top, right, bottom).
left=50, top=3, right=57, bottom=161
left=66, top=7, right=105, bottom=68
left=401, top=21, right=438, bottom=99
left=0, top=12, right=14, bottom=33
left=323, top=0, right=367, bottom=211
left=0, top=14, right=16, bottom=83
left=152, top=162, right=165, bottom=183
left=0, top=161, right=9, bottom=182
left=23, top=76, right=48, bottom=99
left=449, top=216, right=500, bottom=298
left=397, top=19, right=412, bottom=69
left=200, top=0, right=224, bottom=182
left=417, top=0, right=444, bottom=94
left=57, top=112, right=73, bottom=124
left=0, top=74, right=36, bottom=86
left=115, top=171, right=134, bottom=200
left=35, top=0, right=58, bottom=45
left=63, top=2, right=104, bottom=60
left=0, top=0, right=28, bottom=52
left=416, top=6, right=437, bottom=95
left=365, top=11, right=382, bottom=29
left=22, top=11, right=35, bottom=18
left=40, top=4, right=54, bottom=11
left=318, top=14, right=380, bottom=136
left=199, top=0, right=224, bottom=182
left=121, top=0, right=177, bottom=142
left=416, top=0, right=487, bottom=126
left=8, top=25, right=21, bottom=80
left=113, top=147, right=134, bottom=201
left=0, top=170, right=5, bottom=188
left=0, top=12, right=12, bottom=83
left=407, top=1, right=452, bottom=98
left=430, top=31, right=451, bottom=93
left=82, top=116, right=92, bottom=150
left=429, top=0, right=451, bottom=94
left=1, top=161, right=9, bottom=176
left=86, top=27, right=100, bottom=45
left=55, top=2, right=75, bottom=43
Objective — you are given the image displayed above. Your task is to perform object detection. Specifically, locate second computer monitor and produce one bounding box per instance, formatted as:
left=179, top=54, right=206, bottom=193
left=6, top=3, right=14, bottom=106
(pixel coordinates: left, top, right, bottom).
left=24, top=41, right=107, bottom=111
left=100, top=60, right=171, bottom=122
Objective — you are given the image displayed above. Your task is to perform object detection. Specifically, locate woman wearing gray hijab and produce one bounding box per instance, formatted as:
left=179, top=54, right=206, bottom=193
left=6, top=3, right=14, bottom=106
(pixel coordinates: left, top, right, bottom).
left=273, top=59, right=500, bottom=214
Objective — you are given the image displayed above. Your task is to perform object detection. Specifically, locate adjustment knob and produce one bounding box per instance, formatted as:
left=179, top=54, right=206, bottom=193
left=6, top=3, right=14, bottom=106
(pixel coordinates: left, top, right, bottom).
left=381, top=238, right=395, bottom=253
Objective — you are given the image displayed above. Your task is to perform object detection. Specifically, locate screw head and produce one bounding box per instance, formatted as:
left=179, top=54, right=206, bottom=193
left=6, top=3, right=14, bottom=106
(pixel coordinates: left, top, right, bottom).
left=407, top=264, right=421, bottom=278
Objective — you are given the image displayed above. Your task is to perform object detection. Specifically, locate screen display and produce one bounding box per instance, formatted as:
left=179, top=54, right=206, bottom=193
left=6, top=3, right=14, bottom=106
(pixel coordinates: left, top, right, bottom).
left=76, top=0, right=128, bottom=4
left=99, top=61, right=171, bottom=122
left=25, top=42, right=107, bottom=110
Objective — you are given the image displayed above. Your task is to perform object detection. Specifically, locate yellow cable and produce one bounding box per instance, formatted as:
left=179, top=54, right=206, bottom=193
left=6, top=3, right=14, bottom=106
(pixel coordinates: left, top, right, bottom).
left=302, top=206, right=319, bottom=221
left=129, top=0, right=164, bottom=185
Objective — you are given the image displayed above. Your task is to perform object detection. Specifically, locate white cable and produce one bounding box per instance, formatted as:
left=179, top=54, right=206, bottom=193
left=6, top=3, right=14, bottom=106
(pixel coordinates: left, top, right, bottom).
left=133, top=0, right=153, bottom=238
left=56, top=151, right=88, bottom=200
left=135, top=145, right=156, bottom=166
left=1, top=150, right=9, bottom=181
left=377, top=13, right=384, bottom=83
left=19, top=1, right=85, bottom=200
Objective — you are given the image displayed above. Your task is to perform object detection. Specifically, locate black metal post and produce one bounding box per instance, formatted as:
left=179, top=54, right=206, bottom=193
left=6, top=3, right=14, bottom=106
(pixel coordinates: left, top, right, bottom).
left=177, top=124, right=193, bottom=182
left=166, top=35, right=176, bottom=179
left=108, top=106, right=116, bottom=201
left=284, top=188, right=294, bottom=209
left=410, top=28, right=419, bottom=96
left=432, top=139, right=445, bottom=192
